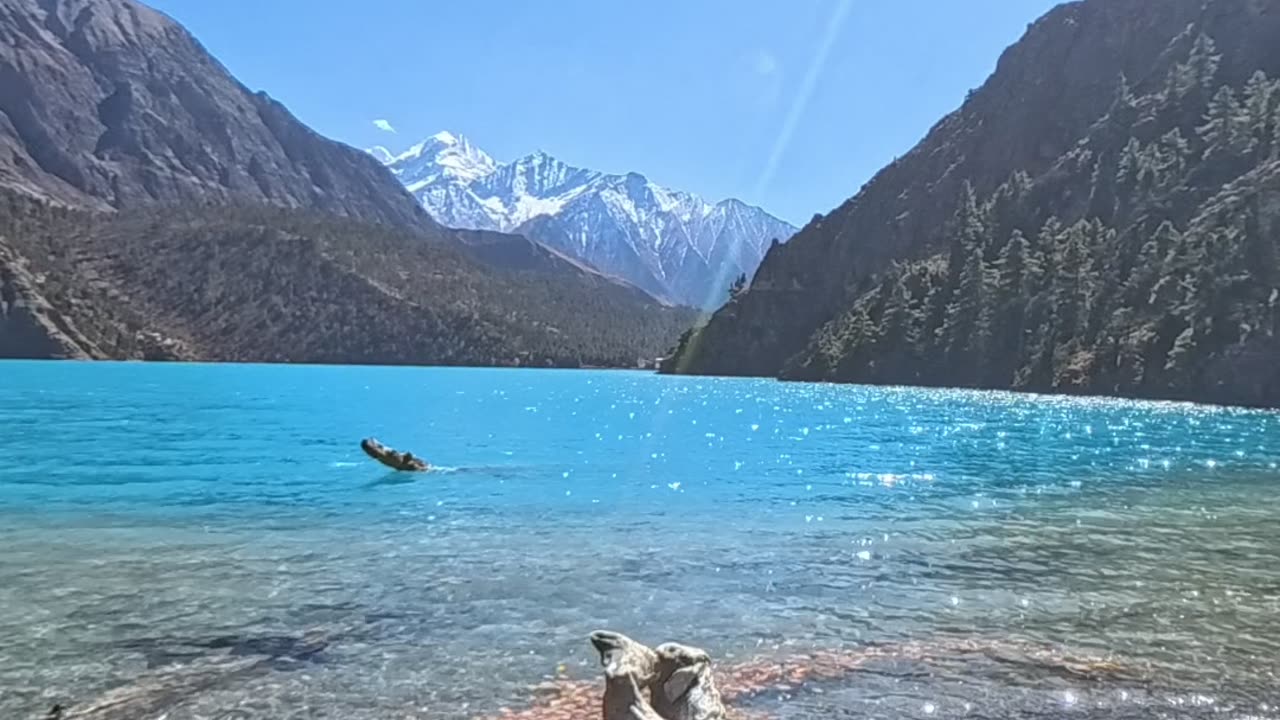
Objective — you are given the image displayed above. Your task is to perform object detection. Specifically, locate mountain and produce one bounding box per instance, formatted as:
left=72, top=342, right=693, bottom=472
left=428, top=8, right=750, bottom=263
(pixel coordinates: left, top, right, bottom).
left=0, top=189, right=696, bottom=365
left=0, top=0, right=430, bottom=229
left=663, top=0, right=1280, bottom=408
left=0, top=0, right=696, bottom=365
left=373, top=133, right=797, bottom=308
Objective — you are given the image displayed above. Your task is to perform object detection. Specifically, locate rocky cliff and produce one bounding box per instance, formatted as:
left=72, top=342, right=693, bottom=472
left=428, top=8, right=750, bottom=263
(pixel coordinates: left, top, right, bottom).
left=0, top=0, right=430, bottom=228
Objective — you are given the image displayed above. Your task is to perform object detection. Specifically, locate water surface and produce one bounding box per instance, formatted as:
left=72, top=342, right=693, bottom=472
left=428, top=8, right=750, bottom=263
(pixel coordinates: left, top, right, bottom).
left=1, top=362, right=1279, bottom=719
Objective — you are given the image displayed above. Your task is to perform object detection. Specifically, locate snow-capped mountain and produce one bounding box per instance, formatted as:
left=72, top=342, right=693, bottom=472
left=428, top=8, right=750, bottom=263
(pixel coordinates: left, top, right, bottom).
left=370, top=132, right=797, bottom=308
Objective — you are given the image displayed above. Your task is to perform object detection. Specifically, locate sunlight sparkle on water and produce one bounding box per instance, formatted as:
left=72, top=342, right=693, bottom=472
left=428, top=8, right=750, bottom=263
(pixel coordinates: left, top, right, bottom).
left=3, top=365, right=1280, bottom=720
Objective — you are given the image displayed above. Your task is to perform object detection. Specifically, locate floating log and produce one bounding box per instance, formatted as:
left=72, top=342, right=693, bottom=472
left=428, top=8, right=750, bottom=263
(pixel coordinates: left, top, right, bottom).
left=360, top=437, right=429, bottom=472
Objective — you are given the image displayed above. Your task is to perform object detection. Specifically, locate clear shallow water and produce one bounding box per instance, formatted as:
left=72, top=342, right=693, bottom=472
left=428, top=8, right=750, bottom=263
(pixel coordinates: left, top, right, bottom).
left=1, top=361, right=1279, bottom=719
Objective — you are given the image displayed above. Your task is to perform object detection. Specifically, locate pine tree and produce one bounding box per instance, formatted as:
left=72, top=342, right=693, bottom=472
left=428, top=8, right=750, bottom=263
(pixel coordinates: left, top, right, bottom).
left=1156, top=128, right=1191, bottom=185
left=1116, top=137, right=1143, bottom=207
left=877, top=276, right=917, bottom=354
left=1124, top=221, right=1179, bottom=306
left=833, top=308, right=876, bottom=381
left=1199, top=85, right=1255, bottom=159
left=849, top=308, right=875, bottom=348
left=1242, top=70, right=1277, bottom=150
left=1037, top=216, right=1064, bottom=253
left=1050, top=222, right=1091, bottom=342
left=995, top=229, right=1030, bottom=301
left=1086, top=224, right=1121, bottom=341
left=986, top=228, right=1030, bottom=381
left=952, top=181, right=988, bottom=263
left=929, top=183, right=989, bottom=349
left=1171, top=33, right=1221, bottom=100
left=1189, top=34, right=1221, bottom=88
left=989, top=171, right=1033, bottom=242
left=939, top=241, right=989, bottom=378
left=1021, top=220, right=1049, bottom=297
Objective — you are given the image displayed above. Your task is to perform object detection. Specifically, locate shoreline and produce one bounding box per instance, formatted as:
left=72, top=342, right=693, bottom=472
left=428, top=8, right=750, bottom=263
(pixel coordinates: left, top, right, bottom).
left=4, top=357, right=1276, bottom=412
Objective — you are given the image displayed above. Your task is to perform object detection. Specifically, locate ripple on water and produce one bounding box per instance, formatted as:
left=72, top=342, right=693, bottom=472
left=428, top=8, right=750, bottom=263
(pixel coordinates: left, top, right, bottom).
left=1, top=363, right=1279, bottom=718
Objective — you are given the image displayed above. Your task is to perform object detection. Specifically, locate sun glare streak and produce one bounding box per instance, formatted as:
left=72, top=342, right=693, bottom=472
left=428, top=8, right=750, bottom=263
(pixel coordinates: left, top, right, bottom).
left=684, top=0, right=853, bottom=347
left=753, top=0, right=853, bottom=201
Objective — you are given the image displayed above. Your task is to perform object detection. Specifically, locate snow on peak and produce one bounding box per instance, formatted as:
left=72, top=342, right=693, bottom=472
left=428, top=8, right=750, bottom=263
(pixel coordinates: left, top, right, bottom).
left=375, top=131, right=496, bottom=190
left=380, top=131, right=798, bottom=307
left=366, top=146, right=395, bottom=165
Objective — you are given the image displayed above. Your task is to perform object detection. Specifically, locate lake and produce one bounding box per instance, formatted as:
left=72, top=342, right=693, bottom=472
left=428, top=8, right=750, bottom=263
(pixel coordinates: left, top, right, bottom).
left=1, top=362, right=1278, bottom=719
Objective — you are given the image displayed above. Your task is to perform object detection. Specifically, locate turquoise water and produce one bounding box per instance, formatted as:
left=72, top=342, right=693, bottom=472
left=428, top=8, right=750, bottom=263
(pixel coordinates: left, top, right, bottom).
left=2, top=361, right=1280, bottom=719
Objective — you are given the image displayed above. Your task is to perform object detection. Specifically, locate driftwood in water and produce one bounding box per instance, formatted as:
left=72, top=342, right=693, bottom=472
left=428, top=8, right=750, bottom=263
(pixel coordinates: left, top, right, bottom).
left=360, top=437, right=429, bottom=472
left=453, top=630, right=1142, bottom=720
left=652, top=642, right=726, bottom=720
left=589, top=631, right=662, bottom=720
left=40, top=626, right=1137, bottom=720
left=590, top=632, right=726, bottom=720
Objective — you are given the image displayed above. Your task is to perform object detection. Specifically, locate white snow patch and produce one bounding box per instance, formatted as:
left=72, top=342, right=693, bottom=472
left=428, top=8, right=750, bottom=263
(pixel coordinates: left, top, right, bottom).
left=382, top=130, right=797, bottom=306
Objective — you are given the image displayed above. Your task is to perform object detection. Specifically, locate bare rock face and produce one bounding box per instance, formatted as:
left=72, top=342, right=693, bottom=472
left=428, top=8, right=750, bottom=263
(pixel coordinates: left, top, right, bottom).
left=652, top=643, right=726, bottom=720
left=0, top=0, right=431, bottom=230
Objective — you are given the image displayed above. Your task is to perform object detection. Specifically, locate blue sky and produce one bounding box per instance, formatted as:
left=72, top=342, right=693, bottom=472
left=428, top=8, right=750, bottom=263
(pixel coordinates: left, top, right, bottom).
left=147, top=0, right=1061, bottom=225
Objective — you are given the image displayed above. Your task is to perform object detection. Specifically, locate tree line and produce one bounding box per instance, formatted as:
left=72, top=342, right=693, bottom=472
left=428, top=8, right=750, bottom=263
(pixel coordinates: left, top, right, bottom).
left=785, top=34, right=1280, bottom=406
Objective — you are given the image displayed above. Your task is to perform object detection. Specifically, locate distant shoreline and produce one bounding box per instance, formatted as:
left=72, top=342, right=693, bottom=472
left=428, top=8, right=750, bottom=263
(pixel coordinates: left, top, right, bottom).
left=5, top=357, right=1277, bottom=412
left=0, top=357, right=658, bottom=373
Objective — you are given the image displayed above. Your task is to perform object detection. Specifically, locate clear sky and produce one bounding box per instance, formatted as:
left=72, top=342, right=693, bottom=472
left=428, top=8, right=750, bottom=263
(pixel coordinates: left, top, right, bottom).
left=146, top=0, right=1061, bottom=225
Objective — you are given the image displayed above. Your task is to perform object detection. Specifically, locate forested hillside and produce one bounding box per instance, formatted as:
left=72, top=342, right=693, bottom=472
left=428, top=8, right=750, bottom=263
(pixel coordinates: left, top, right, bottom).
left=665, top=1, right=1280, bottom=407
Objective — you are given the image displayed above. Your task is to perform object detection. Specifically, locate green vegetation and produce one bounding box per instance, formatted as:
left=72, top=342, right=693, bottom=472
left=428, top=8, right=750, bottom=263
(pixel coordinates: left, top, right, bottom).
left=774, top=35, right=1280, bottom=405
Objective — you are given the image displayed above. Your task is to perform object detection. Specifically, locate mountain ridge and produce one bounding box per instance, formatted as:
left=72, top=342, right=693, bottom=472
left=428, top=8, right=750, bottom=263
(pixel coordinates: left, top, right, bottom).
left=0, top=0, right=432, bottom=229
left=0, top=0, right=697, bottom=365
left=372, top=132, right=797, bottom=307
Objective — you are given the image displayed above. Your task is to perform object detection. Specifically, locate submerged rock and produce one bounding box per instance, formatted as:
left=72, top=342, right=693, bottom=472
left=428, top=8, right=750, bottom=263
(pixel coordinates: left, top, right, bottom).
left=45, top=627, right=336, bottom=720
left=53, top=653, right=264, bottom=720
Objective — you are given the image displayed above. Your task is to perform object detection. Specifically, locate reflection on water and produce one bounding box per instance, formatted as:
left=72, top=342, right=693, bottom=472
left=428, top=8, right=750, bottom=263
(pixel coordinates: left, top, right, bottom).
left=0, top=362, right=1278, bottom=719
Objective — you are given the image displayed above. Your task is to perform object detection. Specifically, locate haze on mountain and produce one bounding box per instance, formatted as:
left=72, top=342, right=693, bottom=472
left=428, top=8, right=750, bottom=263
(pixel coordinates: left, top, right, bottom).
left=0, top=0, right=693, bottom=365
left=372, top=132, right=797, bottom=308
left=664, top=0, right=1280, bottom=408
